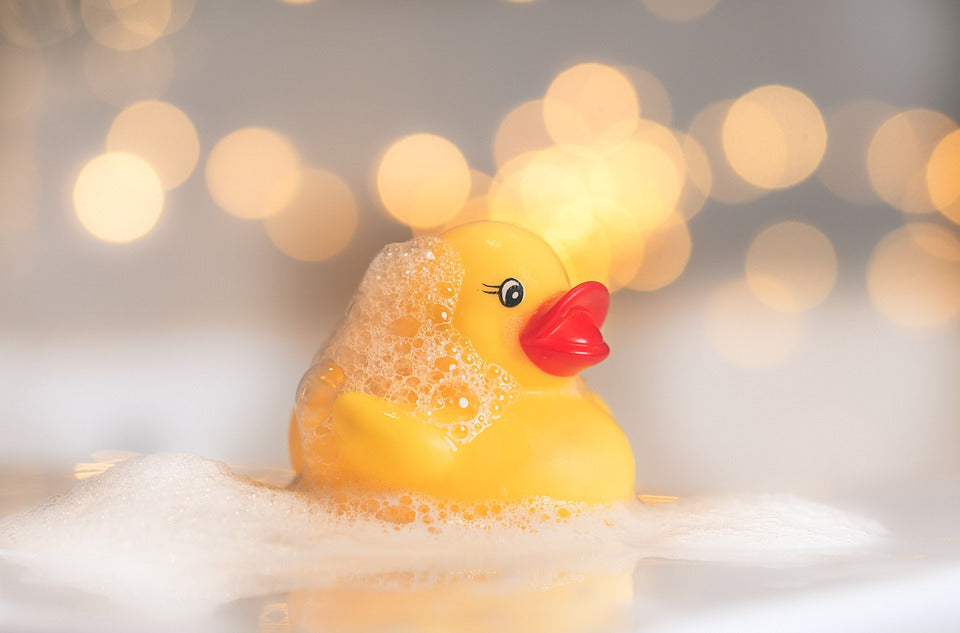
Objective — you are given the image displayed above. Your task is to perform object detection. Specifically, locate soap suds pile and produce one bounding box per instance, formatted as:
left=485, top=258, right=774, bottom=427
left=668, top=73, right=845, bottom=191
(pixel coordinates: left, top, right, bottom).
left=295, top=237, right=518, bottom=489
left=0, top=453, right=886, bottom=617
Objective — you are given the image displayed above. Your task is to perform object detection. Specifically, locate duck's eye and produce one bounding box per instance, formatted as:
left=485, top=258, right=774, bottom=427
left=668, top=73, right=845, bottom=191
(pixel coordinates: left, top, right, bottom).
left=497, top=278, right=524, bottom=308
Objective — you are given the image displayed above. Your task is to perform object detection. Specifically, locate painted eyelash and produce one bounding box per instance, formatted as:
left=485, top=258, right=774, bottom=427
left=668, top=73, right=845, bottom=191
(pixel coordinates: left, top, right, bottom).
left=482, top=282, right=501, bottom=295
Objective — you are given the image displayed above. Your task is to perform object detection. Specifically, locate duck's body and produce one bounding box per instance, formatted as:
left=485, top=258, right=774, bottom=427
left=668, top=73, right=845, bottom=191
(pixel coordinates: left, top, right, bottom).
left=289, top=221, right=636, bottom=507
left=329, top=384, right=634, bottom=503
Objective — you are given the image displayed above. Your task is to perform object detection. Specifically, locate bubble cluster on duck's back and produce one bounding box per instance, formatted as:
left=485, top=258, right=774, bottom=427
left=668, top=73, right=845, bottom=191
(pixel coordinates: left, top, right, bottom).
left=325, top=490, right=591, bottom=531
left=294, top=236, right=518, bottom=482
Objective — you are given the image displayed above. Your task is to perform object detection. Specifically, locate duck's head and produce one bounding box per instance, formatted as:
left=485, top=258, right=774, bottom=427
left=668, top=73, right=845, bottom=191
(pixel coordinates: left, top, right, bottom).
left=441, top=221, right=610, bottom=390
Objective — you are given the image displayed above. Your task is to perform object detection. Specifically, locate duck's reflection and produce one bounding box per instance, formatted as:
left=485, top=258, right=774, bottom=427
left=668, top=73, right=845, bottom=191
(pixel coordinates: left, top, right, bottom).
left=260, top=564, right=634, bottom=633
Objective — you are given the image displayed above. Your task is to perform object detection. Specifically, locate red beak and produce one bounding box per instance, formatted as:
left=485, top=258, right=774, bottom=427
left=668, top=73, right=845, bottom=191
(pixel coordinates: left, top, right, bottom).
left=519, top=281, right=611, bottom=377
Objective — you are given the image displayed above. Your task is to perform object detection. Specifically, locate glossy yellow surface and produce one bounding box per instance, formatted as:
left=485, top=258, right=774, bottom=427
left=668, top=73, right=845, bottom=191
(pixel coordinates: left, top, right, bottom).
left=293, top=221, right=636, bottom=504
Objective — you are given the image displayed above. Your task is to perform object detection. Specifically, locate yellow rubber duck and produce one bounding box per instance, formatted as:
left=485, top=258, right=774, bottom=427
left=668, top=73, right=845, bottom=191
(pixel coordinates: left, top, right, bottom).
left=289, top=221, right=635, bottom=505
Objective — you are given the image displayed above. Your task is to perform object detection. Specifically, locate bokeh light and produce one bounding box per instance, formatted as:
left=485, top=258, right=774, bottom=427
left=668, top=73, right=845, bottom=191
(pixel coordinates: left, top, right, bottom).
left=745, top=222, right=837, bottom=313
left=376, top=133, right=471, bottom=229
left=72, top=152, right=164, bottom=243
left=414, top=196, right=490, bottom=239
left=687, top=100, right=765, bottom=204
left=593, top=201, right=646, bottom=290
left=817, top=100, right=896, bottom=205
left=867, top=223, right=960, bottom=328
left=641, top=0, right=719, bottom=22
left=552, top=215, right=617, bottom=288
left=675, top=133, right=713, bottom=219
left=926, top=129, right=960, bottom=225
left=515, top=148, right=600, bottom=232
left=106, top=100, right=199, bottom=191
left=604, top=126, right=685, bottom=230
left=264, top=168, right=358, bottom=262
left=162, top=0, right=195, bottom=35
left=488, top=147, right=600, bottom=236
left=466, top=169, right=493, bottom=199
left=0, top=144, right=39, bottom=238
left=459, top=59, right=699, bottom=291
left=705, top=280, right=805, bottom=369
left=493, top=100, right=553, bottom=168
left=623, top=212, right=692, bottom=292
left=617, top=65, right=672, bottom=125
left=867, top=108, right=957, bottom=214
left=542, top=63, right=640, bottom=148
left=486, top=146, right=615, bottom=285
left=0, top=1, right=82, bottom=48
left=722, top=85, right=827, bottom=190
left=80, top=0, right=172, bottom=51
left=0, top=46, right=46, bottom=122
left=83, top=38, right=175, bottom=106
left=485, top=89, right=694, bottom=292
left=205, top=127, right=302, bottom=220
left=422, top=169, right=494, bottom=236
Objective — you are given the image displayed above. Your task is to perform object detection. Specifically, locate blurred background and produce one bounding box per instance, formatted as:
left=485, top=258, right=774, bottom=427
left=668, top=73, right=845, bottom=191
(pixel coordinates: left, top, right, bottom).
left=0, top=0, right=958, bottom=497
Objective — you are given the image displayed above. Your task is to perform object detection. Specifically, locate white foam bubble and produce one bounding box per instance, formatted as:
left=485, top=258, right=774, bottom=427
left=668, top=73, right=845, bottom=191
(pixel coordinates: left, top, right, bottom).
left=293, top=237, right=518, bottom=486
left=0, top=453, right=886, bottom=618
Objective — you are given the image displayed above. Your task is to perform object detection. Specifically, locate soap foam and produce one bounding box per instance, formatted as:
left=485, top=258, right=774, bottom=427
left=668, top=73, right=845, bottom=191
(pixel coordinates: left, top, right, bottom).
left=294, top=237, right=518, bottom=487
left=0, top=453, right=887, bottom=617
